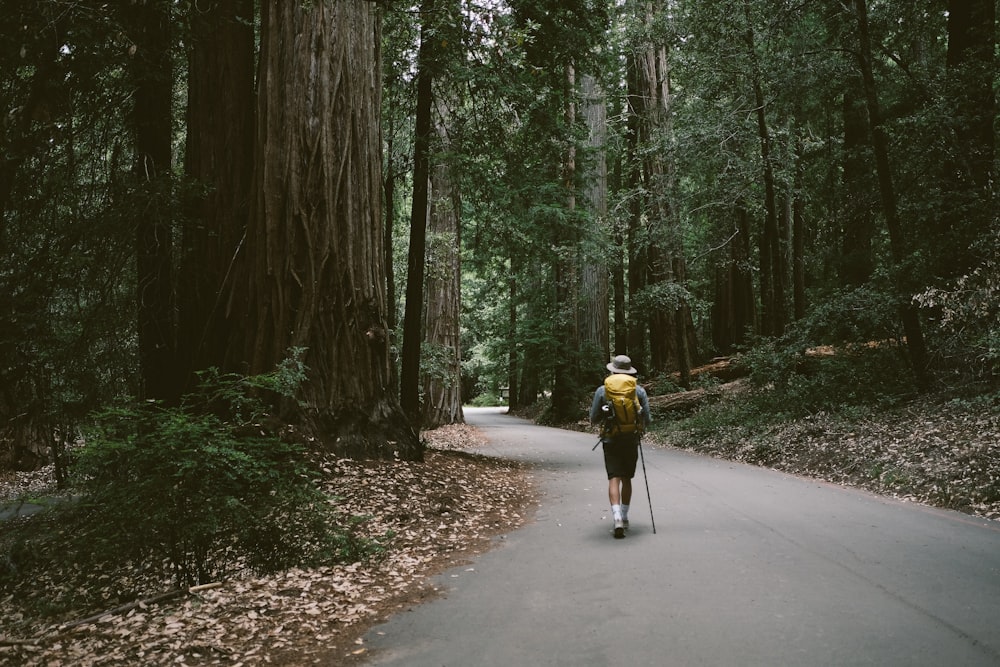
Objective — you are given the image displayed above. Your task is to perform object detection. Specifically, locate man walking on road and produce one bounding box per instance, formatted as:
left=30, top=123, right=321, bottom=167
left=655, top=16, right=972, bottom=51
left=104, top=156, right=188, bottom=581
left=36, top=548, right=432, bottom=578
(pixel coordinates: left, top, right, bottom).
left=590, top=355, right=651, bottom=538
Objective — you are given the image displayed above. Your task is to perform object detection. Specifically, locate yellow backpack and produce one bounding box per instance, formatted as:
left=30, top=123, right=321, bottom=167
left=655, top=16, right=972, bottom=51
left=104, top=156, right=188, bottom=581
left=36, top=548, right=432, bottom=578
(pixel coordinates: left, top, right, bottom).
left=602, top=374, right=642, bottom=436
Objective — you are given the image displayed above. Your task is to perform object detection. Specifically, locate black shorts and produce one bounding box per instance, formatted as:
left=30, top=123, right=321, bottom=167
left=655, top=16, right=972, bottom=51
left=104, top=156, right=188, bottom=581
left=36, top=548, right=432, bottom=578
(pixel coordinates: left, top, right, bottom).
left=603, top=436, right=639, bottom=480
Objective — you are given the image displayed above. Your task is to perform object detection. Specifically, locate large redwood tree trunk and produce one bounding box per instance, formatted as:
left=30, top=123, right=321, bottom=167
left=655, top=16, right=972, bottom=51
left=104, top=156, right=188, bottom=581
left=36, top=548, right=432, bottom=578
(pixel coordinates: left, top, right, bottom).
left=421, top=99, right=464, bottom=428
left=579, top=72, right=610, bottom=385
left=625, top=0, right=695, bottom=380
left=235, top=0, right=421, bottom=459
left=179, top=0, right=255, bottom=387
left=550, top=63, right=581, bottom=423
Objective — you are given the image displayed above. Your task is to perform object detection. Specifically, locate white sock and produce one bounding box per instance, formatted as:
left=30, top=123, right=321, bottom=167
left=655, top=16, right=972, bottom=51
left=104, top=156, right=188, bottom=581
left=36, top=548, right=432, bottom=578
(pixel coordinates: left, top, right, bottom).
left=621, top=504, right=629, bottom=520
left=611, top=503, right=622, bottom=520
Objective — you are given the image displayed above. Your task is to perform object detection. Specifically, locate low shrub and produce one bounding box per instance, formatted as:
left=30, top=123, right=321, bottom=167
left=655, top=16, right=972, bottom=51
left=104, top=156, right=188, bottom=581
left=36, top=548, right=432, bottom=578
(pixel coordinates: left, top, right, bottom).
left=0, top=354, right=373, bottom=603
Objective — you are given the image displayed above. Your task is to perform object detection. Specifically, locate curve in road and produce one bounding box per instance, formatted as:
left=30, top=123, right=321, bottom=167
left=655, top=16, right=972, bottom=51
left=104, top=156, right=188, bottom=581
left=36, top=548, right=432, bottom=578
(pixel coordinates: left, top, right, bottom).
left=363, top=407, right=1000, bottom=667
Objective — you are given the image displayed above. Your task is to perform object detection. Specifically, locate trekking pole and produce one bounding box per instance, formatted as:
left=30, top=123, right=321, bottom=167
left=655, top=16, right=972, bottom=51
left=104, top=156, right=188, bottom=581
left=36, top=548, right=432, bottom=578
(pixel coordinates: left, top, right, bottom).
left=638, top=439, right=656, bottom=534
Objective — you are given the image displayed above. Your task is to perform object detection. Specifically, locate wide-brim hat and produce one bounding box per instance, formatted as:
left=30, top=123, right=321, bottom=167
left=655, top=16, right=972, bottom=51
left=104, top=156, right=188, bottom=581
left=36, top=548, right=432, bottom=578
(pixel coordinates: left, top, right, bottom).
left=606, top=355, right=637, bottom=375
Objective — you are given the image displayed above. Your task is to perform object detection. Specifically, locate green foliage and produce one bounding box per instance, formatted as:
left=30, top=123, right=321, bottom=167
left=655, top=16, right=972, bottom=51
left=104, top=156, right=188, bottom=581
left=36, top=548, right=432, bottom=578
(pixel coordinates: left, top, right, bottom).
left=915, top=252, right=1000, bottom=384
left=421, top=340, right=460, bottom=387
left=734, top=299, right=914, bottom=417
left=783, top=285, right=905, bottom=349
left=12, top=357, right=367, bottom=591
left=185, top=349, right=308, bottom=422
left=632, top=281, right=694, bottom=313
left=469, top=392, right=505, bottom=407
left=0, top=3, right=149, bottom=467
left=740, top=343, right=910, bottom=419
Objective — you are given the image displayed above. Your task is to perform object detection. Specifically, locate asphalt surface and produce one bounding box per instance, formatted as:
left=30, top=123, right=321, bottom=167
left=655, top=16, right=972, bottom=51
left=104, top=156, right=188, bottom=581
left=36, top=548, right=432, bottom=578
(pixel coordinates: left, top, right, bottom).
left=363, top=407, right=1000, bottom=667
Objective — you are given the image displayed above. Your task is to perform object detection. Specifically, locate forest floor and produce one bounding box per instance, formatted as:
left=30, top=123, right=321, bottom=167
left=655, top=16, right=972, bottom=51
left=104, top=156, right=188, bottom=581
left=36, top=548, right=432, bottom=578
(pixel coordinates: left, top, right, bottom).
left=1, top=389, right=998, bottom=665
left=649, top=388, right=1000, bottom=522
left=0, top=425, right=534, bottom=666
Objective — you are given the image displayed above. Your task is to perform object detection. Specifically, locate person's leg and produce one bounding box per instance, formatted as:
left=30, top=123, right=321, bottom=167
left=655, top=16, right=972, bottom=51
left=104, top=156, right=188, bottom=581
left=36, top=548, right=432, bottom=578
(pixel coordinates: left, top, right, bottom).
left=608, top=477, right=622, bottom=506
left=608, top=477, right=625, bottom=538
left=620, top=478, right=633, bottom=528
left=620, top=440, right=638, bottom=528
left=604, top=442, right=627, bottom=538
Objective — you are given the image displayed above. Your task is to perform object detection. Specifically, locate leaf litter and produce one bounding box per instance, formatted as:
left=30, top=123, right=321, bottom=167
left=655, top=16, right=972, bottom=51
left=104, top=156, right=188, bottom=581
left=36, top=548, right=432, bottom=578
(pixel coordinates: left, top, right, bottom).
left=0, top=423, right=533, bottom=666
left=660, top=392, right=1000, bottom=521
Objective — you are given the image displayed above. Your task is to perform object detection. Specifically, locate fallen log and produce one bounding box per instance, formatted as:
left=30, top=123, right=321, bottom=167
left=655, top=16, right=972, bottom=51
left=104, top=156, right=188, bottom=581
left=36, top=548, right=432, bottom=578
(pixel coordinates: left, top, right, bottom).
left=648, top=378, right=748, bottom=415
left=652, top=357, right=746, bottom=392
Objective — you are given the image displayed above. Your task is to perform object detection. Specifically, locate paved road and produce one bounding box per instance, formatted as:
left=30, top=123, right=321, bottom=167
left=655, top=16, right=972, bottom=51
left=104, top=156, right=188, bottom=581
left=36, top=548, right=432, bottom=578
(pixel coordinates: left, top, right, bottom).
left=363, top=407, right=1000, bottom=666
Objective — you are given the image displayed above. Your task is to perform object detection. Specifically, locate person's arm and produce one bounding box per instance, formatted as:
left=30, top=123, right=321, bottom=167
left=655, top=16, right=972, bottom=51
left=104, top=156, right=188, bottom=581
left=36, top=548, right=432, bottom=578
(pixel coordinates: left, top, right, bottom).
left=638, top=386, right=652, bottom=428
left=589, top=386, right=606, bottom=424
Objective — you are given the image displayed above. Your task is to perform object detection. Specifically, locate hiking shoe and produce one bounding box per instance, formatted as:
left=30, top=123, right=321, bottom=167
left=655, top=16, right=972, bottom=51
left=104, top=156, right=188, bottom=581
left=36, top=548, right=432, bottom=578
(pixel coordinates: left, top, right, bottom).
left=613, top=517, right=625, bottom=539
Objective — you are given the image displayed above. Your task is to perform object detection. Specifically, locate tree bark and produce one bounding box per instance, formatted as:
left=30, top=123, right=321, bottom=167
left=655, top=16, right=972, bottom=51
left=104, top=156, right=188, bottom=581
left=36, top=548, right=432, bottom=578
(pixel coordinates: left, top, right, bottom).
left=180, top=0, right=255, bottom=386
left=237, top=0, right=421, bottom=459
left=550, top=62, right=581, bottom=423
left=125, top=0, right=176, bottom=402
left=421, top=99, right=464, bottom=428
left=399, top=0, right=437, bottom=428
left=578, top=73, right=610, bottom=383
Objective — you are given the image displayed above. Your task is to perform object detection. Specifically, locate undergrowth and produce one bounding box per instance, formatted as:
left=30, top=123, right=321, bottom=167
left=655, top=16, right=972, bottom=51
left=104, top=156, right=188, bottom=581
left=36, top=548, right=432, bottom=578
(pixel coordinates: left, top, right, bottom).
left=655, top=347, right=1000, bottom=521
left=0, top=354, right=380, bottom=624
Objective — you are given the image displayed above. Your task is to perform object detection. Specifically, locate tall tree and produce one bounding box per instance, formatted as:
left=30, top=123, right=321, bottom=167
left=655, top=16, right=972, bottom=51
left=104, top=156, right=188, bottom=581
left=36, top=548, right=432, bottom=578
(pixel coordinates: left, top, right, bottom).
left=790, top=127, right=807, bottom=321
left=0, top=3, right=142, bottom=472
left=179, top=0, right=255, bottom=385
left=233, top=0, right=422, bottom=459
left=399, top=0, right=439, bottom=427
left=505, top=0, right=609, bottom=420
left=624, top=58, right=648, bottom=366
left=939, top=0, right=995, bottom=277
left=123, top=0, right=176, bottom=401
left=579, top=72, right=611, bottom=383
left=380, top=5, right=421, bottom=398
left=625, top=0, right=695, bottom=380
left=945, top=0, right=995, bottom=198
left=421, top=97, right=464, bottom=428
left=851, top=0, right=929, bottom=388
left=550, top=62, right=582, bottom=422
left=742, top=0, right=784, bottom=338
left=839, top=85, right=876, bottom=287
left=711, top=204, right=757, bottom=353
